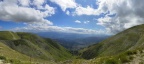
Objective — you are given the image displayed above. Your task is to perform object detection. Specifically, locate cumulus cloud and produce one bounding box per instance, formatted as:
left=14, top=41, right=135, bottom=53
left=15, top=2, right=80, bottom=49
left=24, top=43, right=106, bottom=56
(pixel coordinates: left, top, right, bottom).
left=18, top=0, right=30, bottom=6
left=3, top=0, right=144, bottom=35
left=68, top=0, right=144, bottom=34
left=50, top=0, right=77, bottom=11
left=13, top=21, right=106, bottom=35
left=73, top=5, right=102, bottom=16
left=95, top=0, right=144, bottom=34
left=0, top=0, right=55, bottom=25
left=33, top=0, right=46, bottom=9
left=75, top=20, right=81, bottom=23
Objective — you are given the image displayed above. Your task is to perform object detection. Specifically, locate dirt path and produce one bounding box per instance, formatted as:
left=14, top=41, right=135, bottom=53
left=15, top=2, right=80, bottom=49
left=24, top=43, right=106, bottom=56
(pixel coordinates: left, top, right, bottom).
left=9, top=32, right=16, bottom=40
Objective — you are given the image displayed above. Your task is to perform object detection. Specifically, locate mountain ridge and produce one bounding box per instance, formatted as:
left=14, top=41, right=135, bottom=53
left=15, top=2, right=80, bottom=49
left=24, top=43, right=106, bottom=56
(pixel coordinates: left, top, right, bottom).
left=0, top=31, right=72, bottom=64
left=81, top=24, right=144, bottom=59
left=74, top=24, right=144, bottom=64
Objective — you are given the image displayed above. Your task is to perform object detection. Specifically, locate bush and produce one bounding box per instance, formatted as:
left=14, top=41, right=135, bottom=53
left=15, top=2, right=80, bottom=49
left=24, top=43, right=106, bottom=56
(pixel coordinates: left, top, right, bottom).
left=9, top=59, right=21, bottom=64
left=13, top=40, right=29, bottom=46
left=0, top=56, right=6, bottom=60
left=105, top=59, right=119, bottom=64
left=119, top=55, right=130, bottom=63
left=126, top=51, right=137, bottom=55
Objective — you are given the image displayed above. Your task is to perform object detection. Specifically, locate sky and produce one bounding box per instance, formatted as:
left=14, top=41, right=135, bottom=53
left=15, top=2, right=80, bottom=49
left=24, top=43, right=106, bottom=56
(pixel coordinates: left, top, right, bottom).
left=0, top=0, right=144, bottom=35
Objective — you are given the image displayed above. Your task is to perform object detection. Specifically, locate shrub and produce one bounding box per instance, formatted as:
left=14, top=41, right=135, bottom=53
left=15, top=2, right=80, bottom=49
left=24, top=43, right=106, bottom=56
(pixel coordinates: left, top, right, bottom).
left=126, top=51, right=137, bottom=55
left=105, top=58, right=119, bottom=64
left=119, top=56, right=130, bottom=63
left=9, top=59, right=21, bottom=64
left=0, top=56, right=6, bottom=60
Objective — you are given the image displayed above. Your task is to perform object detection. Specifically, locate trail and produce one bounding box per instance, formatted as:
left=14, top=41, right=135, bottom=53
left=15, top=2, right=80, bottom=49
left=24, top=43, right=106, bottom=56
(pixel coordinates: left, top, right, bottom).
left=9, top=32, right=16, bottom=40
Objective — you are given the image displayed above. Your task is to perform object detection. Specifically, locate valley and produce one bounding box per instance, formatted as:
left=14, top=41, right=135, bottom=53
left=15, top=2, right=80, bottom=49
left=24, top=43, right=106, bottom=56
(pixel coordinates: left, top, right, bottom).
left=0, top=24, right=144, bottom=64
left=0, top=0, right=143, bottom=64
left=37, top=32, right=109, bottom=50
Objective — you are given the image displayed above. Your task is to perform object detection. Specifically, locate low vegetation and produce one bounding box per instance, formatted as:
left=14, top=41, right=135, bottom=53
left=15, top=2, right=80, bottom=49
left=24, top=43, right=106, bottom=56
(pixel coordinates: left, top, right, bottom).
left=0, top=31, right=72, bottom=64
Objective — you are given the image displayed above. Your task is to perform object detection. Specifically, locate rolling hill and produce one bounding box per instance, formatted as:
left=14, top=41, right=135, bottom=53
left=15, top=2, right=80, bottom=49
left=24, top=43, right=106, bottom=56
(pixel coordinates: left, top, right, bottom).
left=0, top=31, right=72, bottom=64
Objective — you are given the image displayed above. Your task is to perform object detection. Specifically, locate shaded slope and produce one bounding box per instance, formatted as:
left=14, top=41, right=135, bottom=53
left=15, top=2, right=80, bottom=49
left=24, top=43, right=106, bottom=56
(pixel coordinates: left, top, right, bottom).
left=81, top=24, right=144, bottom=59
left=0, top=41, right=52, bottom=64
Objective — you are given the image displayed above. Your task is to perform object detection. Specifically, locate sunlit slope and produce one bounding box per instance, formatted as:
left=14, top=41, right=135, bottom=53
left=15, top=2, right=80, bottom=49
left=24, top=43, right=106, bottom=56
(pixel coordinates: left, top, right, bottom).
left=81, top=24, right=144, bottom=59
left=0, top=41, right=52, bottom=64
left=0, top=31, right=20, bottom=40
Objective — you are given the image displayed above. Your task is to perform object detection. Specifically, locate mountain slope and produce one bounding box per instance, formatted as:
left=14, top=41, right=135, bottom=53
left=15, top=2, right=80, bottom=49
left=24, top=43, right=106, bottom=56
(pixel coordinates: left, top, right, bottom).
left=0, top=31, right=20, bottom=40
left=0, top=31, right=72, bottom=63
left=81, top=24, right=144, bottom=60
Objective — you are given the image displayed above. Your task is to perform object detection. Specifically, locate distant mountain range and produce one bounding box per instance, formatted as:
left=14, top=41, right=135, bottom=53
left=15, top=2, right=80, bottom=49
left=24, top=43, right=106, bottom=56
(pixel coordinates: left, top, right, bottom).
left=36, top=32, right=109, bottom=50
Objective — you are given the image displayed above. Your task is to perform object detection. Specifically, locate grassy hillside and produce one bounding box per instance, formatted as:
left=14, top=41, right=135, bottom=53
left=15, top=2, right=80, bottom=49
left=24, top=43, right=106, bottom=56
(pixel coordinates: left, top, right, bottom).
left=77, top=24, right=144, bottom=64
left=0, top=41, right=56, bottom=64
left=0, top=31, right=20, bottom=40
left=0, top=31, right=72, bottom=64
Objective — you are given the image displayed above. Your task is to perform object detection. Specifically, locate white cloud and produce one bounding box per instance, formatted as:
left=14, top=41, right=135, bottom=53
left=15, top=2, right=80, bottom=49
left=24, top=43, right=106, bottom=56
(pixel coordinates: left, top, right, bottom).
left=95, top=0, right=144, bottom=34
left=18, top=0, right=30, bottom=6
left=13, top=21, right=106, bottom=35
left=75, top=20, right=81, bottom=23
left=33, top=0, right=45, bottom=9
left=33, top=0, right=45, bottom=5
left=74, top=20, right=90, bottom=24
left=69, top=0, right=144, bottom=34
left=73, top=5, right=102, bottom=16
left=50, top=0, right=77, bottom=11
left=0, top=0, right=55, bottom=25
left=66, top=11, right=70, bottom=15
left=84, top=21, right=90, bottom=24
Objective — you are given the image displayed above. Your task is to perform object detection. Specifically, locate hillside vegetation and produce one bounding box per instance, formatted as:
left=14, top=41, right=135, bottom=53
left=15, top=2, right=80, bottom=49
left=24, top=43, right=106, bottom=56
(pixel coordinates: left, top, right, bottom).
left=0, top=31, right=72, bottom=64
left=76, top=24, right=144, bottom=64
left=0, top=31, right=20, bottom=40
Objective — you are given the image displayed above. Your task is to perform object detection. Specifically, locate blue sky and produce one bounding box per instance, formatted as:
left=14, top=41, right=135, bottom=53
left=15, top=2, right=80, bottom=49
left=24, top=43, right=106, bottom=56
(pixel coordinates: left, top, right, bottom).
left=0, top=0, right=144, bottom=35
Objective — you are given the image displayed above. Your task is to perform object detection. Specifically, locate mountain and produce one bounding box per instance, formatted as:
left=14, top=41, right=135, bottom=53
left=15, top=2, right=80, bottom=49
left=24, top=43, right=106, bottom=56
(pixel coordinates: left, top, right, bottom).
left=36, top=32, right=109, bottom=50
left=57, top=36, right=108, bottom=50
left=0, top=31, right=72, bottom=64
left=78, top=24, right=144, bottom=64
left=35, top=32, right=98, bottom=40
left=1, top=24, right=144, bottom=64
left=73, top=36, right=109, bottom=49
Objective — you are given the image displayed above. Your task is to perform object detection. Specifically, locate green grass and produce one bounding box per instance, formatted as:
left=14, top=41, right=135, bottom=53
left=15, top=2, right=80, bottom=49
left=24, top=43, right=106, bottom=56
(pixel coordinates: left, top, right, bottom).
left=0, top=31, right=20, bottom=40
left=16, top=32, right=73, bottom=61
left=67, top=49, right=141, bottom=64
left=45, top=24, right=144, bottom=64
left=80, top=24, right=144, bottom=59
left=0, top=31, right=73, bottom=63
left=0, top=41, right=55, bottom=64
